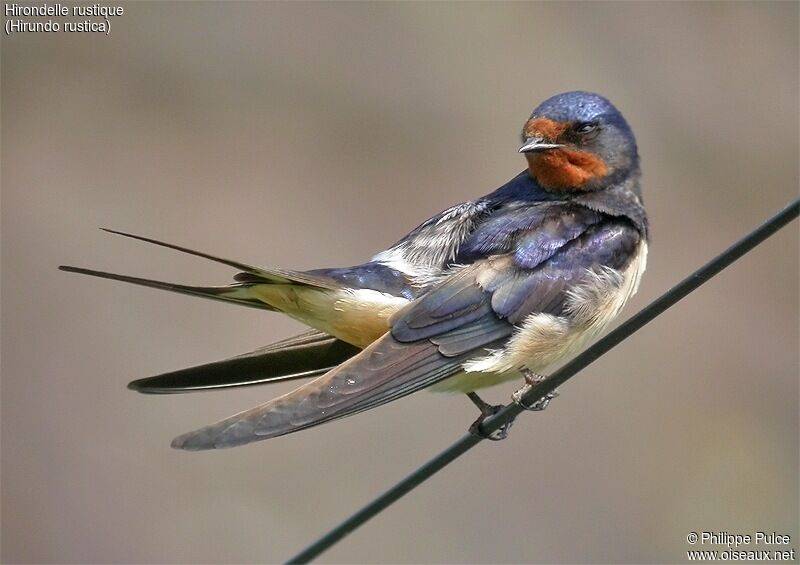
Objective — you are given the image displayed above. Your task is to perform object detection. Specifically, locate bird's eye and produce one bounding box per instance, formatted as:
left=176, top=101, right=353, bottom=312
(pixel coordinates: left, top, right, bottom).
left=574, top=122, right=597, bottom=135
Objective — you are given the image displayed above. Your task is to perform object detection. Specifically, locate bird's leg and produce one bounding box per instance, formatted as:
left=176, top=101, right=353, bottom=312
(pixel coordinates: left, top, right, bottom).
left=466, top=391, right=514, bottom=441
left=512, top=369, right=559, bottom=411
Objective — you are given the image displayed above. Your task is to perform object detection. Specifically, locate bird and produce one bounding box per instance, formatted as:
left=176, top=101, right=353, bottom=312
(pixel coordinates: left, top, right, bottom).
left=60, top=91, right=648, bottom=450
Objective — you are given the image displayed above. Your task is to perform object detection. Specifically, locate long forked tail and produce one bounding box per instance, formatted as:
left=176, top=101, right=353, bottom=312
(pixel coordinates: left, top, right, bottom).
left=59, top=264, right=273, bottom=310
left=59, top=228, right=341, bottom=310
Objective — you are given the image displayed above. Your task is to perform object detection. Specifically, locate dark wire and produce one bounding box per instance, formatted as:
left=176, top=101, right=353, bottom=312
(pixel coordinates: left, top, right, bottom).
left=287, top=198, right=799, bottom=564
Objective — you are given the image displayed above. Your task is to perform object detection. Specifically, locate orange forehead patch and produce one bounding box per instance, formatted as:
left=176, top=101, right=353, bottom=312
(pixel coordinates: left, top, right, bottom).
left=526, top=148, right=609, bottom=191
left=523, top=117, right=569, bottom=141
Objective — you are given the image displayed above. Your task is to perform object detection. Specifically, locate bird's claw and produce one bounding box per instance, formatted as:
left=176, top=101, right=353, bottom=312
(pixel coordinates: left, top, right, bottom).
left=512, top=387, right=559, bottom=411
left=466, top=392, right=514, bottom=441
left=512, top=371, right=559, bottom=411
left=468, top=409, right=514, bottom=441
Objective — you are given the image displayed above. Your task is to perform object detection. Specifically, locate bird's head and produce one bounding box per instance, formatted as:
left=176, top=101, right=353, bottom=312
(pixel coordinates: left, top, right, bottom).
left=519, top=91, right=639, bottom=192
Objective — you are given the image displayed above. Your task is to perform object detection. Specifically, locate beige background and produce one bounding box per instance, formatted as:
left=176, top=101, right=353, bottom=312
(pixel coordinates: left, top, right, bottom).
left=2, top=2, right=798, bottom=563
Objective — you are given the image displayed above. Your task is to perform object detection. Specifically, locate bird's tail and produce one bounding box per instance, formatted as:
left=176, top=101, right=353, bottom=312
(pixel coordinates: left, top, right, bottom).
left=59, top=228, right=342, bottom=310
left=58, top=263, right=273, bottom=310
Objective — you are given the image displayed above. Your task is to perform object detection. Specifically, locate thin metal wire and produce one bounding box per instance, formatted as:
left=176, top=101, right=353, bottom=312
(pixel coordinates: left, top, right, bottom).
left=286, top=198, right=799, bottom=564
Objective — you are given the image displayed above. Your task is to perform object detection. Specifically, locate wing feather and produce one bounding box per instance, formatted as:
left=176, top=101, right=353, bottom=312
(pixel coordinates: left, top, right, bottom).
left=128, top=329, right=359, bottom=393
left=171, top=335, right=473, bottom=449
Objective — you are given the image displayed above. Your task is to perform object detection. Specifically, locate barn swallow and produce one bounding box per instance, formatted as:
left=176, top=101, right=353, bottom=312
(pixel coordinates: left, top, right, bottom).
left=60, top=91, right=648, bottom=450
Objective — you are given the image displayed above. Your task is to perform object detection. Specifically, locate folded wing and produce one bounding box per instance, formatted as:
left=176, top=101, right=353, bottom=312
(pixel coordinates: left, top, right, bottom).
left=170, top=216, right=642, bottom=450
left=129, top=329, right=360, bottom=393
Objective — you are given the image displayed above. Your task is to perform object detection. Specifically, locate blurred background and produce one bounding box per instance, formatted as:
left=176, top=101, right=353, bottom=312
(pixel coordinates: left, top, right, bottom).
left=2, top=2, right=798, bottom=563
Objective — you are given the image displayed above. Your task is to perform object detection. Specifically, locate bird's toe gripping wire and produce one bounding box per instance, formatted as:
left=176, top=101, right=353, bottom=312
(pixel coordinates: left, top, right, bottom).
left=512, top=369, right=559, bottom=411
left=466, top=391, right=514, bottom=441
left=466, top=371, right=559, bottom=441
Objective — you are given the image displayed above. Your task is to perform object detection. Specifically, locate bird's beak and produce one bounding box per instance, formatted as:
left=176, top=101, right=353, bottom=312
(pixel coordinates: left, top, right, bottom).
left=518, top=138, right=564, bottom=153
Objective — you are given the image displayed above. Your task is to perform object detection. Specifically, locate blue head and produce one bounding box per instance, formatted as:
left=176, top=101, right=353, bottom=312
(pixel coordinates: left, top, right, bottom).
left=519, top=91, right=639, bottom=192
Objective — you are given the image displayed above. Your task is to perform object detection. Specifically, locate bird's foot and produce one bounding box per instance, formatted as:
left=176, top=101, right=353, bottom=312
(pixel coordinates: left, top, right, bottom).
left=466, top=392, right=514, bottom=441
left=512, top=370, right=559, bottom=411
